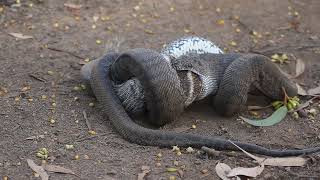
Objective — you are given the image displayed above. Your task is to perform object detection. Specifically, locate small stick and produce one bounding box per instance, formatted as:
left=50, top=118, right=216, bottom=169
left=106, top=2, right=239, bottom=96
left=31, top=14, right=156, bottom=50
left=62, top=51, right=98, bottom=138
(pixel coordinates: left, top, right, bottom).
left=29, top=74, right=47, bottom=82
left=282, top=87, right=290, bottom=105
left=82, top=110, right=92, bottom=131
left=294, top=95, right=320, bottom=112
left=47, top=47, right=84, bottom=59
left=247, top=105, right=272, bottom=110
left=201, top=146, right=221, bottom=157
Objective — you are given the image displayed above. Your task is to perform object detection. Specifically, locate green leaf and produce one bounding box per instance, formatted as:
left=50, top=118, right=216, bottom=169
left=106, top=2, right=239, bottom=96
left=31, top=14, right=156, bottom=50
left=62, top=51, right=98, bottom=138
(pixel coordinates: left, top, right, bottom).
left=240, top=106, right=288, bottom=127
left=166, top=167, right=178, bottom=172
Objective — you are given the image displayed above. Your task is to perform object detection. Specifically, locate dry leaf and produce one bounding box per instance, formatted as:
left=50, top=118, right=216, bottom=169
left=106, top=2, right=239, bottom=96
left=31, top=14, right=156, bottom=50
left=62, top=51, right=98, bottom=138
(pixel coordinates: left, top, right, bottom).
left=295, top=96, right=319, bottom=111
left=296, top=83, right=308, bottom=96
left=227, top=165, right=264, bottom=177
left=294, top=59, right=305, bottom=78
left=137, top=166, right=151, bottom=180
left=215, top=163, right=235, bottom=180
left=296, top=84, right=320, bottom=96
left=26, top=135, right=45, bottom=140
left=177, top=169, right=184, bottom=178
left=42, top=164, right=75, bottom=175
left=167, top=167, right=178, bottom=172
left=259, top=157, right=307, bottom=167
left=64, top=3, right=82, bottom=10
left=307, top=86, right=320, bottom=95
left=9, top=33, right=33, bottom=39
left=229, top=141, right=307, bottom=167
left=27, top=159, right=49, bottom=180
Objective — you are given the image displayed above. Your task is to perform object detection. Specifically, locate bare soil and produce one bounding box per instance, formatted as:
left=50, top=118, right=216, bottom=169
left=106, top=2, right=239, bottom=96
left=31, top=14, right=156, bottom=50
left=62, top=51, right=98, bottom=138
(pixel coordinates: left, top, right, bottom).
left=1, top=0, right=320, bottom=179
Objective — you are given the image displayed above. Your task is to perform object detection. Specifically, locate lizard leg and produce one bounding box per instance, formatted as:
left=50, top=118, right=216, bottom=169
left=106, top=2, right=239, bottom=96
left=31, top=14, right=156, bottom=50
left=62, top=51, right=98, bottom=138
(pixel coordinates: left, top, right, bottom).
left=214, top=54, right=297, bottom=116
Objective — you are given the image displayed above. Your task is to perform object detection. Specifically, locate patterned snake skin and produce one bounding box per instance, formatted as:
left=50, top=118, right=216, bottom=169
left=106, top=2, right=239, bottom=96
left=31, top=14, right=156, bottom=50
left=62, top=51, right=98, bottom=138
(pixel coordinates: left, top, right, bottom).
left=81, top=36, right=224, bottom=114
left=87, top=47, right=320, bottom=157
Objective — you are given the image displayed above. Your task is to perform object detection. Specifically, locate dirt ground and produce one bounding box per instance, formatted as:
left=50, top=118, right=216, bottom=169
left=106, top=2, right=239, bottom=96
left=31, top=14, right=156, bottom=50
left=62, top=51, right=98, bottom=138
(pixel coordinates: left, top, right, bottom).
left=1, top=0, right=320, bottom=179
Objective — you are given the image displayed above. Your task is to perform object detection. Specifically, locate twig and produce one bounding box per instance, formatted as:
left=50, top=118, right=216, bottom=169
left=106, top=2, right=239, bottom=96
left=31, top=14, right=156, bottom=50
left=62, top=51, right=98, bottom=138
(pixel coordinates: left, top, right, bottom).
left=82, top=110, right=92, bottom=131
left=282, top=87, right=289, bottom=105
left=29, top=73, right=47, bottom=82
left=75, top=135, right=98, bottom=142
left=75, top=133, right=109, bottom=142
left=47, top=47, right=84, bottom=59
left=294, top=95, right=320, bottom=112
left=0, top=14, right=5, bottom=26
left=201, top=146, right=243, bottom=157
left=247, top=105, right=272, bottom=111
left=201, top=146, right=221, bottom=157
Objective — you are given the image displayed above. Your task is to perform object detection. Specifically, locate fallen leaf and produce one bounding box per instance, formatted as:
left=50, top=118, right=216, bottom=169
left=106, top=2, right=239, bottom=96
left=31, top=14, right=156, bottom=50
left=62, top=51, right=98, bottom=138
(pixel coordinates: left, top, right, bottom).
left=217, top=19, right=225, bottom=25
left=64, top=3, right=82, bottom=10
left=167, top=167, right=178, bottom=172
left=186, top=147, right=195, bottom=153
left=240, top=106, right=288, bottom=126
left=307, top=86, right=320, bottom=95
left=215, top=163, right=239, bottom=180
left=42, top=164, right=75, bottom=175
left=227, top=164, right=264, bottom=178
left=215, top=163, right=231, bottom=180
left=27, top=159, right=49, bottom=180
left=296, top=84, right=320, bottom=96
left=296, top=83, right=308, bottom=96
left=137, top=166, right=150, bottom=180
left=26, top=135, right=45, bottom=140
left=294, top=59, right=305, bottom=78
left=144, top=29, right=154, bottom=34
left=177, top=169, right=184, bottom=178
left=259, top=157, right=307, bottom=167
left=229, top=141, right=307, bottom=167
left=9, top=33, right=33, bottom=39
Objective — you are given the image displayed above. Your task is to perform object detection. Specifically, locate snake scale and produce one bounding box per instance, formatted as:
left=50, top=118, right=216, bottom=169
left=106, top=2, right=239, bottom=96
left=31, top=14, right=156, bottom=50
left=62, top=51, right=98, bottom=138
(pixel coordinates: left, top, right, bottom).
left=82, top=36, right=320, bottom=156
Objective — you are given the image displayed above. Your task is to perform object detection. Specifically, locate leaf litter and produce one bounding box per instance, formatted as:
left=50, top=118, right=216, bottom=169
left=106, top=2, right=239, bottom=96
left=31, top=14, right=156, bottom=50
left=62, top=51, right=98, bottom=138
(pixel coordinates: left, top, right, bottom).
left=214, top=139, right=308, bottom=179
left=240, top=106, right=288, bottom=127
left=215, top=163, right=240, bottom=180
left=137, top=166, right=151, bottom=180
left=42, top=164, right=75, bottom=175
left=227, top=164, right=264, bottom=177
left=27, top=159, right=76, bottom=179
left=228, top=141, right=308, bottom=167
left=294, top=58, right=305, bottom=78
left=27, top=159, right=49, bottom=180
left=9, top=32, right=33, bottom=39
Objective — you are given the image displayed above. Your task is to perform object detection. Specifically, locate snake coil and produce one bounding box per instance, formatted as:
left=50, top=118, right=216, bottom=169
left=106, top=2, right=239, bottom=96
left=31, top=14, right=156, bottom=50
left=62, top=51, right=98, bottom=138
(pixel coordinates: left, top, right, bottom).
left=84, top=36, right=320, bottom=156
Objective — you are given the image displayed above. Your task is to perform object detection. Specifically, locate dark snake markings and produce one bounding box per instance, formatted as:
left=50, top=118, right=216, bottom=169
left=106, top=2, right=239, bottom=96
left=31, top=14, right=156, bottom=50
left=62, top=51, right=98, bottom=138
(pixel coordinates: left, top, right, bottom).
left=86, top=37, right=320, bottom=157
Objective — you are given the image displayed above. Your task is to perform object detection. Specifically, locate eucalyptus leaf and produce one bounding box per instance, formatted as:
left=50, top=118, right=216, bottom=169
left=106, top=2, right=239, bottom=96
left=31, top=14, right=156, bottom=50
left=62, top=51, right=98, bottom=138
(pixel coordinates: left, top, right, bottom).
left=240, top=106, right=288, bottom=126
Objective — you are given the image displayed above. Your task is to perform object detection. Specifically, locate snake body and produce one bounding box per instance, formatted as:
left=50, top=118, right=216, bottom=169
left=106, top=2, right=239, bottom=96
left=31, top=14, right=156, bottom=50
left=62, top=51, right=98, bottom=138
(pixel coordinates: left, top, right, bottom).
left=81, top=36, right=224, bottom=113
left=82, top=36, right=320, bottom=156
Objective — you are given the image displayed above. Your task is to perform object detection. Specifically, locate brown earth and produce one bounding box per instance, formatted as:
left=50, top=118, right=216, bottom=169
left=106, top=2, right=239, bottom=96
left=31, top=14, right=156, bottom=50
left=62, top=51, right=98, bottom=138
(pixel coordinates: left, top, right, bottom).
left=1, top=0, right=320, bottom=179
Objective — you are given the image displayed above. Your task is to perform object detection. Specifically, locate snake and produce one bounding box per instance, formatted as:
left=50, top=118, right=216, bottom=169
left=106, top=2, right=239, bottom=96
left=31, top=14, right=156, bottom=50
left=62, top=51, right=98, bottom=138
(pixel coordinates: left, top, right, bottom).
left=82, top=36, right=320, bottom=156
